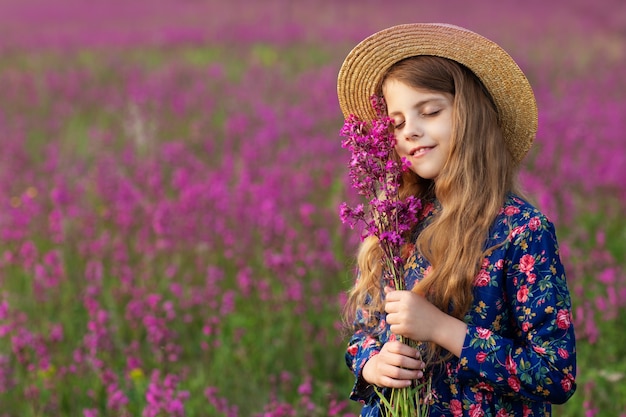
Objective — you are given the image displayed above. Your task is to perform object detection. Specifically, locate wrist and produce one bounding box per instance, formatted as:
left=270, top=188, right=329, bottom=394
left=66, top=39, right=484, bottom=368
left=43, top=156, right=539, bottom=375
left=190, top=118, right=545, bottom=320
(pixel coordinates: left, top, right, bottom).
left=433, top=313, right=467, bottom=358
left=361, top=355, right=376, bottom=385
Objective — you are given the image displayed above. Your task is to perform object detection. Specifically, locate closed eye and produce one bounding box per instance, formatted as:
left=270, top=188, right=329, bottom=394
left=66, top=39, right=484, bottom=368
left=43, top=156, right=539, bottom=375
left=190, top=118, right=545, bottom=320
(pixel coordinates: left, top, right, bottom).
left=423, top=109, right=441, bottom=117
left=393, top=121, right=405, bottom=130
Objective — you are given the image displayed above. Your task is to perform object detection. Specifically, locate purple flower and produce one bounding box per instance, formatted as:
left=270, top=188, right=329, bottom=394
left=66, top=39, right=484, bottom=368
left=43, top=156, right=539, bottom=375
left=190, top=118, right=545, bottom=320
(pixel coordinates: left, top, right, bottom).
left=339, top=95, right=421, bottom=286
left=83, top=409, right=98, bottom=417
left=340, top=95, right=430, bottom=415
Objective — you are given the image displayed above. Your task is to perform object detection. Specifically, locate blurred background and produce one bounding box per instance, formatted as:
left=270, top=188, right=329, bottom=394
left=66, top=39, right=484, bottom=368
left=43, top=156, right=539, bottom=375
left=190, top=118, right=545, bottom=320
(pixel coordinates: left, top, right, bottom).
left=0, top=0, right=625, bottom=416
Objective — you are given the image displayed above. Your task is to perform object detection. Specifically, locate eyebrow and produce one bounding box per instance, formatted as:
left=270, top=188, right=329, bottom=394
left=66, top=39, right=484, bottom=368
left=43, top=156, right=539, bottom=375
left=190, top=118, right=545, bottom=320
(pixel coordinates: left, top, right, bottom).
left=387, top=97, right=448, bottom=116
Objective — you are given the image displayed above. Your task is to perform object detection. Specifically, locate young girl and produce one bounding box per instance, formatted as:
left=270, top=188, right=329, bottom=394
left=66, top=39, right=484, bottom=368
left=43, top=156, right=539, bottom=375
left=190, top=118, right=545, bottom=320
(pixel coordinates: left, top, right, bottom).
left=337, top=24, right=577, bottom=416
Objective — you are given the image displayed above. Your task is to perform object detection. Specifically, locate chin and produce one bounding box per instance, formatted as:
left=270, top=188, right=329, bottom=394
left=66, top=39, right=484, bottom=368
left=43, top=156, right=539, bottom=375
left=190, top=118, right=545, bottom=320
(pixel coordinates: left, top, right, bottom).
left=413, top=170, right=437, bottom=180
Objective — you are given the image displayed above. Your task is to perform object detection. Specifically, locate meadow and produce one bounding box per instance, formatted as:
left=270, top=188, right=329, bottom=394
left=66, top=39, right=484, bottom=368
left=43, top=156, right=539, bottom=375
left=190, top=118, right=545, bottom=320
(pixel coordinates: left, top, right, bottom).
left=0, top=0, right=625, bottom=416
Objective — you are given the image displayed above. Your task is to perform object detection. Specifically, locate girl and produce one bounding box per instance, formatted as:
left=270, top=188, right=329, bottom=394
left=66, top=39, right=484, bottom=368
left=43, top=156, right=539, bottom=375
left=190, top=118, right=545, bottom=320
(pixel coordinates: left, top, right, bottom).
left=337, top=24, right=577, bottom=416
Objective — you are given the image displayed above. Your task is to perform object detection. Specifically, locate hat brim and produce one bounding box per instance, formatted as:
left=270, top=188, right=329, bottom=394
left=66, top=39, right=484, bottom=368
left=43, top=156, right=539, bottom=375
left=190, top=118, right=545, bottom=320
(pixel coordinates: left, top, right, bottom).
left=337, top=23, right=537, bottom=165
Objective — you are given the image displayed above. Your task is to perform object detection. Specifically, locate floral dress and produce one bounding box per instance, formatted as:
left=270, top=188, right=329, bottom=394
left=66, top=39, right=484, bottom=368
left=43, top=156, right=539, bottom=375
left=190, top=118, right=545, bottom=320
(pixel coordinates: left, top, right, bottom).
left=346, top=194, right=577, bottom=416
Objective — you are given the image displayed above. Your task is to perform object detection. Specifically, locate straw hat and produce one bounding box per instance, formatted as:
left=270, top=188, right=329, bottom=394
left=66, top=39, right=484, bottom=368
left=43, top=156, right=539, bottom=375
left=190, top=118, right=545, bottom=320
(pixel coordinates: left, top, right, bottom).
left=337, top=23, right=537, bottom=164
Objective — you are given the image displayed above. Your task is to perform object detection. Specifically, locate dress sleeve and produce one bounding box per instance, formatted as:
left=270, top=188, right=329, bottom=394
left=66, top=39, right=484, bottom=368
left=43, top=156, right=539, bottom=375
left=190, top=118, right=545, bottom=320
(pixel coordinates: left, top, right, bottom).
left=345, top=305, right=385, bottom=403
left=455, top=213, right=577, bottom=404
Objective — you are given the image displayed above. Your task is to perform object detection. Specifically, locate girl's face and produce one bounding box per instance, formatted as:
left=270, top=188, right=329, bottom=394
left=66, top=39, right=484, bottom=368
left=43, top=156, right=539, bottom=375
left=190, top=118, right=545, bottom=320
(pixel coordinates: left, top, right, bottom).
left=383, top=79, right=454, bottom=180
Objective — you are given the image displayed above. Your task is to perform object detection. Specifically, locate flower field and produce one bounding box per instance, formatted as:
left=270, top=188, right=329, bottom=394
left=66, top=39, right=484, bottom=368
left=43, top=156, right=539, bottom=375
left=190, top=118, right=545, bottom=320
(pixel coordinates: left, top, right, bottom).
left=0, top=0, right=625, bottom=416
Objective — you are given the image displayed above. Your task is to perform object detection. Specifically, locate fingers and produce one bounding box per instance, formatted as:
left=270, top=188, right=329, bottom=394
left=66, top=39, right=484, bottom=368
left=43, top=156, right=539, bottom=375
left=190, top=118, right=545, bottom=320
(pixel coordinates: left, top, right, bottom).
left=377, top=365, right=423, bottom=388
left=384, top=285, right=396, bottom=295
left=384, top=339, right=416, bottom=356
left=383, top=289, right=412, bottom=312
left=384, top=286, right=400, bottom=300
left=384, top=341, right=424, bottom=367
left=364, top=341, right=428, bottom=388
left=374, top=341, right=426, bottom=388
left=385, top=288, right=425, bottom=303
left=384, top=294, right=400, bottom=314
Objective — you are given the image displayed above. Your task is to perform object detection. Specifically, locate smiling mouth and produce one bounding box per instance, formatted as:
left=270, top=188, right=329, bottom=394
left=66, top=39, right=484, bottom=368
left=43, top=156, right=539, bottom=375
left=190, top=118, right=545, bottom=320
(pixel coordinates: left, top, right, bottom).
left=410, top=146, right=434, bottom=156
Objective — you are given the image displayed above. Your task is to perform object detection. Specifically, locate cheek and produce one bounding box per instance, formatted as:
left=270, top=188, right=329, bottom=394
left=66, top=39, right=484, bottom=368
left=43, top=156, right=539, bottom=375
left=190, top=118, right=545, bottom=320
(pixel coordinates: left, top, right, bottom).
left=434, top=120, right=453, bottom=146
left=443, top=116, right=454, bottom=139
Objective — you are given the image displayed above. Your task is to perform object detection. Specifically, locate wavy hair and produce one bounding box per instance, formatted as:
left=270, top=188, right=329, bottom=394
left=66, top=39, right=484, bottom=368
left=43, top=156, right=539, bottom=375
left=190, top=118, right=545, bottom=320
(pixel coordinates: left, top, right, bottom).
left=343, top=56, right=522, bottom=362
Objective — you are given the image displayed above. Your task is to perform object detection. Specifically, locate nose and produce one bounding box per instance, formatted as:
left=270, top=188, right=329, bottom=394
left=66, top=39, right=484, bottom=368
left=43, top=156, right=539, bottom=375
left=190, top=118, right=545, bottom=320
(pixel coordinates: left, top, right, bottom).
left=403, top=119, right=423, bottom=140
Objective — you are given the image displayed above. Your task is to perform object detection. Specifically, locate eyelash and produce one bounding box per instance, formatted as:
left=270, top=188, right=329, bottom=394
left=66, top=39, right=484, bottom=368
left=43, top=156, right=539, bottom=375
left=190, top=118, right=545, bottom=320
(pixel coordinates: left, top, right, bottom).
left=393, top=110, right=441, bottom=129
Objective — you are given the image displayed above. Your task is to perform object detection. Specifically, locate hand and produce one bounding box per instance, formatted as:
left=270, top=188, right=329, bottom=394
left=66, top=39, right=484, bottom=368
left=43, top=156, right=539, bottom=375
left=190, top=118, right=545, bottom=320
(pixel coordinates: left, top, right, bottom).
left=384, top=287, right=443, bottom=342
left=361, top=340, right=426, bottom=388
left=384, top=287, right=468, bottom=357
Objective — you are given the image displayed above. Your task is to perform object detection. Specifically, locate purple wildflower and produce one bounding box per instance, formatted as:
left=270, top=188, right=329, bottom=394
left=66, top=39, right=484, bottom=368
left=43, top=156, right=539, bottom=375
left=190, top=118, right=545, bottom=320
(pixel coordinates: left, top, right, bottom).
left=339, top=95, right=421, bottom=289
left=340, top=95, right=429, bottom=415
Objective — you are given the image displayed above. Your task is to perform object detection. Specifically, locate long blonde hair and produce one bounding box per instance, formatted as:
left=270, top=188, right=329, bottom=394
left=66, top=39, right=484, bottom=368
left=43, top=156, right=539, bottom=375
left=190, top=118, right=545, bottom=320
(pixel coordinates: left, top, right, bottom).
left=343, top=56, right=521, bottom=360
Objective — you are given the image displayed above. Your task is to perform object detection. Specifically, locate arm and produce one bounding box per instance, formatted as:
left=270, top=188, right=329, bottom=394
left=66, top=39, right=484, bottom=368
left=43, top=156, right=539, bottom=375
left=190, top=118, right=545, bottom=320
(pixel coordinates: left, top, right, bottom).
left=345, top=307, right=384, bottom=402
left=455, top=213, right=577, bottom=404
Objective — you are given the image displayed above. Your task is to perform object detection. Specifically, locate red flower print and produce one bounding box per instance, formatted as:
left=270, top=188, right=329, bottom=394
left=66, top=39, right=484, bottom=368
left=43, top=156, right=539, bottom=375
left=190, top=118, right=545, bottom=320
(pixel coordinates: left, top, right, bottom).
left=528, top=216, right=541, bottom=231
left=523, top=404, right=532, bottom=417
left=474, top=269, right=491, bottom=287
left=527, top=273, right=536, bottom=284
left=504, top=205, right=521, bottom=216
left=496, top=409, right=510, bottom=417
left=363, top=336, right=377, bottom=348
left=475, top=382, right=494, bottom=392
left=469, top=403, right=485, bottom=417
left=347, top=344, right=358, bottom=356
left=532, top=345, right=546, bottom=354
left=522, top=321, right=531, bottom=332
left=476, top=351, right=488, bottom=363
left=519, top=254, right=535, bottom=274
left=510, top=225, right=526, bottom=239
left=505, top=354, right=517, bottom=374
left=517, top=285, right=529, bottom=303
left=494, top=259, right=504, bottom=270
left=561, top=373, right=575, bottom=392
left=474, top=391, right=484, bottom=402
left=423, top=265, right=432, bottom=277
left=476, top=327, right=492, bottom=340
left=556, top=309, right=571, bottom=330
left=401, top=243, right=415, bottom=260
left=419, top=201, right=435, bottom=220
left=558, top=347, right=569, bottom=359
left=450, top=399, right=463, bottom=417
left=507, top=375, right=521, bottom=392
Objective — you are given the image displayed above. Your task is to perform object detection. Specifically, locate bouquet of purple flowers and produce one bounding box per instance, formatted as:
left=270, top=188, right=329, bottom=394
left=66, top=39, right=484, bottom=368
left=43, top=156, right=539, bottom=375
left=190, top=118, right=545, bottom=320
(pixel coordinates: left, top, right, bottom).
left=339, top=95, right=431, bottom=416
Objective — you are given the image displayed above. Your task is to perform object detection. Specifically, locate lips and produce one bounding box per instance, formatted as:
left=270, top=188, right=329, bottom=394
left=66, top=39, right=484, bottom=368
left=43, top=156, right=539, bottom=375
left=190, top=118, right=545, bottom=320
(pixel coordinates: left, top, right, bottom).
left=409, top=145, right=435, bottom=156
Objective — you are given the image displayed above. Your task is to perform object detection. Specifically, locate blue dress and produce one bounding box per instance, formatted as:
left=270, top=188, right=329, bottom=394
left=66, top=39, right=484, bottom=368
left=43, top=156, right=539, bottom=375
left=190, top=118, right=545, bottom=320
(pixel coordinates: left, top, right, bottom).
left=346, top=194, right=577, bottom=416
